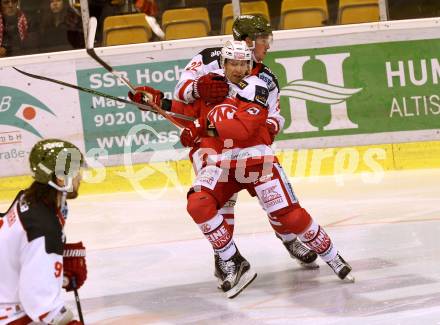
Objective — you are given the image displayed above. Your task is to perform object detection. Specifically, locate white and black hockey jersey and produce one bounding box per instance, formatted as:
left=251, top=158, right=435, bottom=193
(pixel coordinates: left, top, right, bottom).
left=0, top=192, right=66, bottom=324
left=174, top=47, right=285, bottom=134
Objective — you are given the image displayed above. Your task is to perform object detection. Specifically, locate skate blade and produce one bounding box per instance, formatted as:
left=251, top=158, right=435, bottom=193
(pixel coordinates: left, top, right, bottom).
left=298, top=260, right=320, bottom=269
left=217, top=278, right=223, bottom=290
left=342, top=273, right=355, bottom=283
left=225, top=270, right=257, bottom=299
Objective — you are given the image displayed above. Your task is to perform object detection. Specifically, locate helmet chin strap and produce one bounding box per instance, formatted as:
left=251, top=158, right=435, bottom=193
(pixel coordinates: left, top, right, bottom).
left=49, top=177, right=72, bottom=213
left=250, top=42, right=262, bottom=63
left=251, top=51, right=258, bottom=63
left=248, top=40, right=256, bottom=50
left=48, top=177, right=73, bottom=193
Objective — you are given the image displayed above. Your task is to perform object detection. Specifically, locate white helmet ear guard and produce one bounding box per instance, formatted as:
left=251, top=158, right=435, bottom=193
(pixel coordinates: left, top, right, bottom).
left=220, top=40, right=253, bottom=70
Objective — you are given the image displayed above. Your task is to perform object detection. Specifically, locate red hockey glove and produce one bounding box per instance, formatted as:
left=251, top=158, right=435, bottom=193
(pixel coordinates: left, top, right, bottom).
left=128, top=86, right=164, bottom=107
left=63, top=242, right=87, bottom=292
left=180, top=120, right=204, bottom=148
left=179, top=116, right=217, bottom=147
left=193, top=73, right=229, bottom=104
left=67, top=321, right=83, bottom=325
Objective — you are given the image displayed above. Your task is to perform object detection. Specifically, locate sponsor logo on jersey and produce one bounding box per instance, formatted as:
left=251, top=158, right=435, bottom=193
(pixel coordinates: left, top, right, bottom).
left=246, top=107, right=260, bottom=115
left=262, top=185, right=283, bottom=208
left=208, top=104, right=236, bottom=122
left=237, top=80, right=248, bottom=90
left=259, top=72, right=275, bottom=91
left=255, top=85, right=269, bottom=106
left=19, top=198, right=29, bottom=212
left=211, top=50, right=221, bottom=57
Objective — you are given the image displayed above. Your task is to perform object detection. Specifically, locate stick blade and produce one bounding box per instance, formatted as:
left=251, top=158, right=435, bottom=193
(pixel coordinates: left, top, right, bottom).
left=87, top=16, right=97, bottom=50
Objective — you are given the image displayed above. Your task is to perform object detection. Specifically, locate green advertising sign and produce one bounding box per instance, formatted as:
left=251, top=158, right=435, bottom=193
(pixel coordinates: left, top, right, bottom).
left=265, top=38, right=440, bottom=140
left=77, top=60, right=188, bottom=155
left=77, top=38, right=440, bottom=156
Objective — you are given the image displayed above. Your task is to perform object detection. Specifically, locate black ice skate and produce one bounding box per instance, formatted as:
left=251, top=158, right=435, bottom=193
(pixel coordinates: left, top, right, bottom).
left=220, top=251, right=257, bottom=299
left=214, top=253, right=226, bottom=289
left=327, top=253, right=355, bottom=282
left=280, top=236, right=319, bottom=269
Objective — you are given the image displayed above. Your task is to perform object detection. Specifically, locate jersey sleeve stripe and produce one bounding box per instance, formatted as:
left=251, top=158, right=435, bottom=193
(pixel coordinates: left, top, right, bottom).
left=178, top=80, right=193, bottom=101
left=267, top=117, right=280, bottom=133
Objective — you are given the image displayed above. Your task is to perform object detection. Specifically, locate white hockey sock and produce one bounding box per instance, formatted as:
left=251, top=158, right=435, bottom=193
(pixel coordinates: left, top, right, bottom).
left=298, top=220, right=337, bottom=262
left=198, top=213, right=237, bottom=261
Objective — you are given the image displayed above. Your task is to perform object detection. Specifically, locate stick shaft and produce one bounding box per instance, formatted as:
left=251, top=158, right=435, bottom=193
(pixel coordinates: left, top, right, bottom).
left=13, top=67, right=195, bottom=122
left=71, top=277, right=85, bottom=324
left=86, top=17, right=136, bottom=92
left=84, top=17, right=188, bottom=129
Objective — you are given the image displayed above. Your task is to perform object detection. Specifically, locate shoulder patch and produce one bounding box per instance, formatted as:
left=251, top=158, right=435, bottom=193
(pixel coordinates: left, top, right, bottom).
left=254, top=85, right=269, bottom=106
left=237, top=80, right=249, bottom=90
left=200, top=47, right=222, bottom=65
left=18, top=198, right=63, bottom=255
left=258, top=65, right=280, bottom=92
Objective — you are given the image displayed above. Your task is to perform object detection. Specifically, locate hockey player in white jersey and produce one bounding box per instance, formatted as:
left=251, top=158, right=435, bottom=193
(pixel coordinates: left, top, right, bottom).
left=0, top=139, right=87, bottom=325
left=130, top=41, right=354, bottom=298
left=174, top=15, right=319, bottom=277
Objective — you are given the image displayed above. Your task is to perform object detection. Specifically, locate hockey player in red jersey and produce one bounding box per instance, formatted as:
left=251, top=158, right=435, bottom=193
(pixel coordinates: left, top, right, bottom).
left=130, top=41, right=354, bottom=298
left=0, top=139, right=87, bottom=325
left=173, top=14, right=319, bottom=277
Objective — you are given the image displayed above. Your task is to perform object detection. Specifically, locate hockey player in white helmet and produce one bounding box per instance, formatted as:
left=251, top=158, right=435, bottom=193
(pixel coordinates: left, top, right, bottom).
left=130, top=41, right=354, bottom=298
left=131, top=18, right=319, bottom=285
left=0, top=139, right=87, bottom=325
left=172, top=15, right=319, bottom=277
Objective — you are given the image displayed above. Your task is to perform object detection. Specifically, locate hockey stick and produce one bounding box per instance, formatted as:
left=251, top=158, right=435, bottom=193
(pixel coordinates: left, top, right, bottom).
left=85, top=18, right=188, bottom=129
left=71, top=277, right=85, bottom=324
left=13, top=67, right=195, bottom=122
left=86, top=17, right=136, bottom=92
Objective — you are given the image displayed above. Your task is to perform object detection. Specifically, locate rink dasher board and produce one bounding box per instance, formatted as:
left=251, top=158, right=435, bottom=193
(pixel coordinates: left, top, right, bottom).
left=1, top=139, right=440, bottom=203
left=0, top=17, right=439, bottom=182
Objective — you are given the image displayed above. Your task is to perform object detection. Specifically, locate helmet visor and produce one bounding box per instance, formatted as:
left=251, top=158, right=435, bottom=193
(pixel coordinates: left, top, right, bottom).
left=255, top=34, right=273, bottom=46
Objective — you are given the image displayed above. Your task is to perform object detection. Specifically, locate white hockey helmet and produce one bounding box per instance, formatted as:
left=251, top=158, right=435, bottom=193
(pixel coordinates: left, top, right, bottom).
left=220, top=40, right=253, bottom=70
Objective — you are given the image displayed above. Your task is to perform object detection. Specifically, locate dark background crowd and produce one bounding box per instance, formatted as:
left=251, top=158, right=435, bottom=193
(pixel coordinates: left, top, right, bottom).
left=1, top=0, right=439, bottom=58
left=0, top=0, right=160, bottom=57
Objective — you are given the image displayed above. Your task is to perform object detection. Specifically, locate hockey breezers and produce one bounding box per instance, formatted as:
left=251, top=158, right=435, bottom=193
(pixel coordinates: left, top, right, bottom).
left=13, top=67, right=195, bottom=122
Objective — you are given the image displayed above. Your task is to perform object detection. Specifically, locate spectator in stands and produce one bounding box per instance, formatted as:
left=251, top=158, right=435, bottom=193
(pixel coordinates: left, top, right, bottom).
left=89, top=0, right=131, bottom=44
left=20, top=0, right=45, bottom=28
left=0, top=0, right=38, bottom=57
left=40, top=0, right=82, bottom=51
left=40, top=0, right=71, bottom=51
